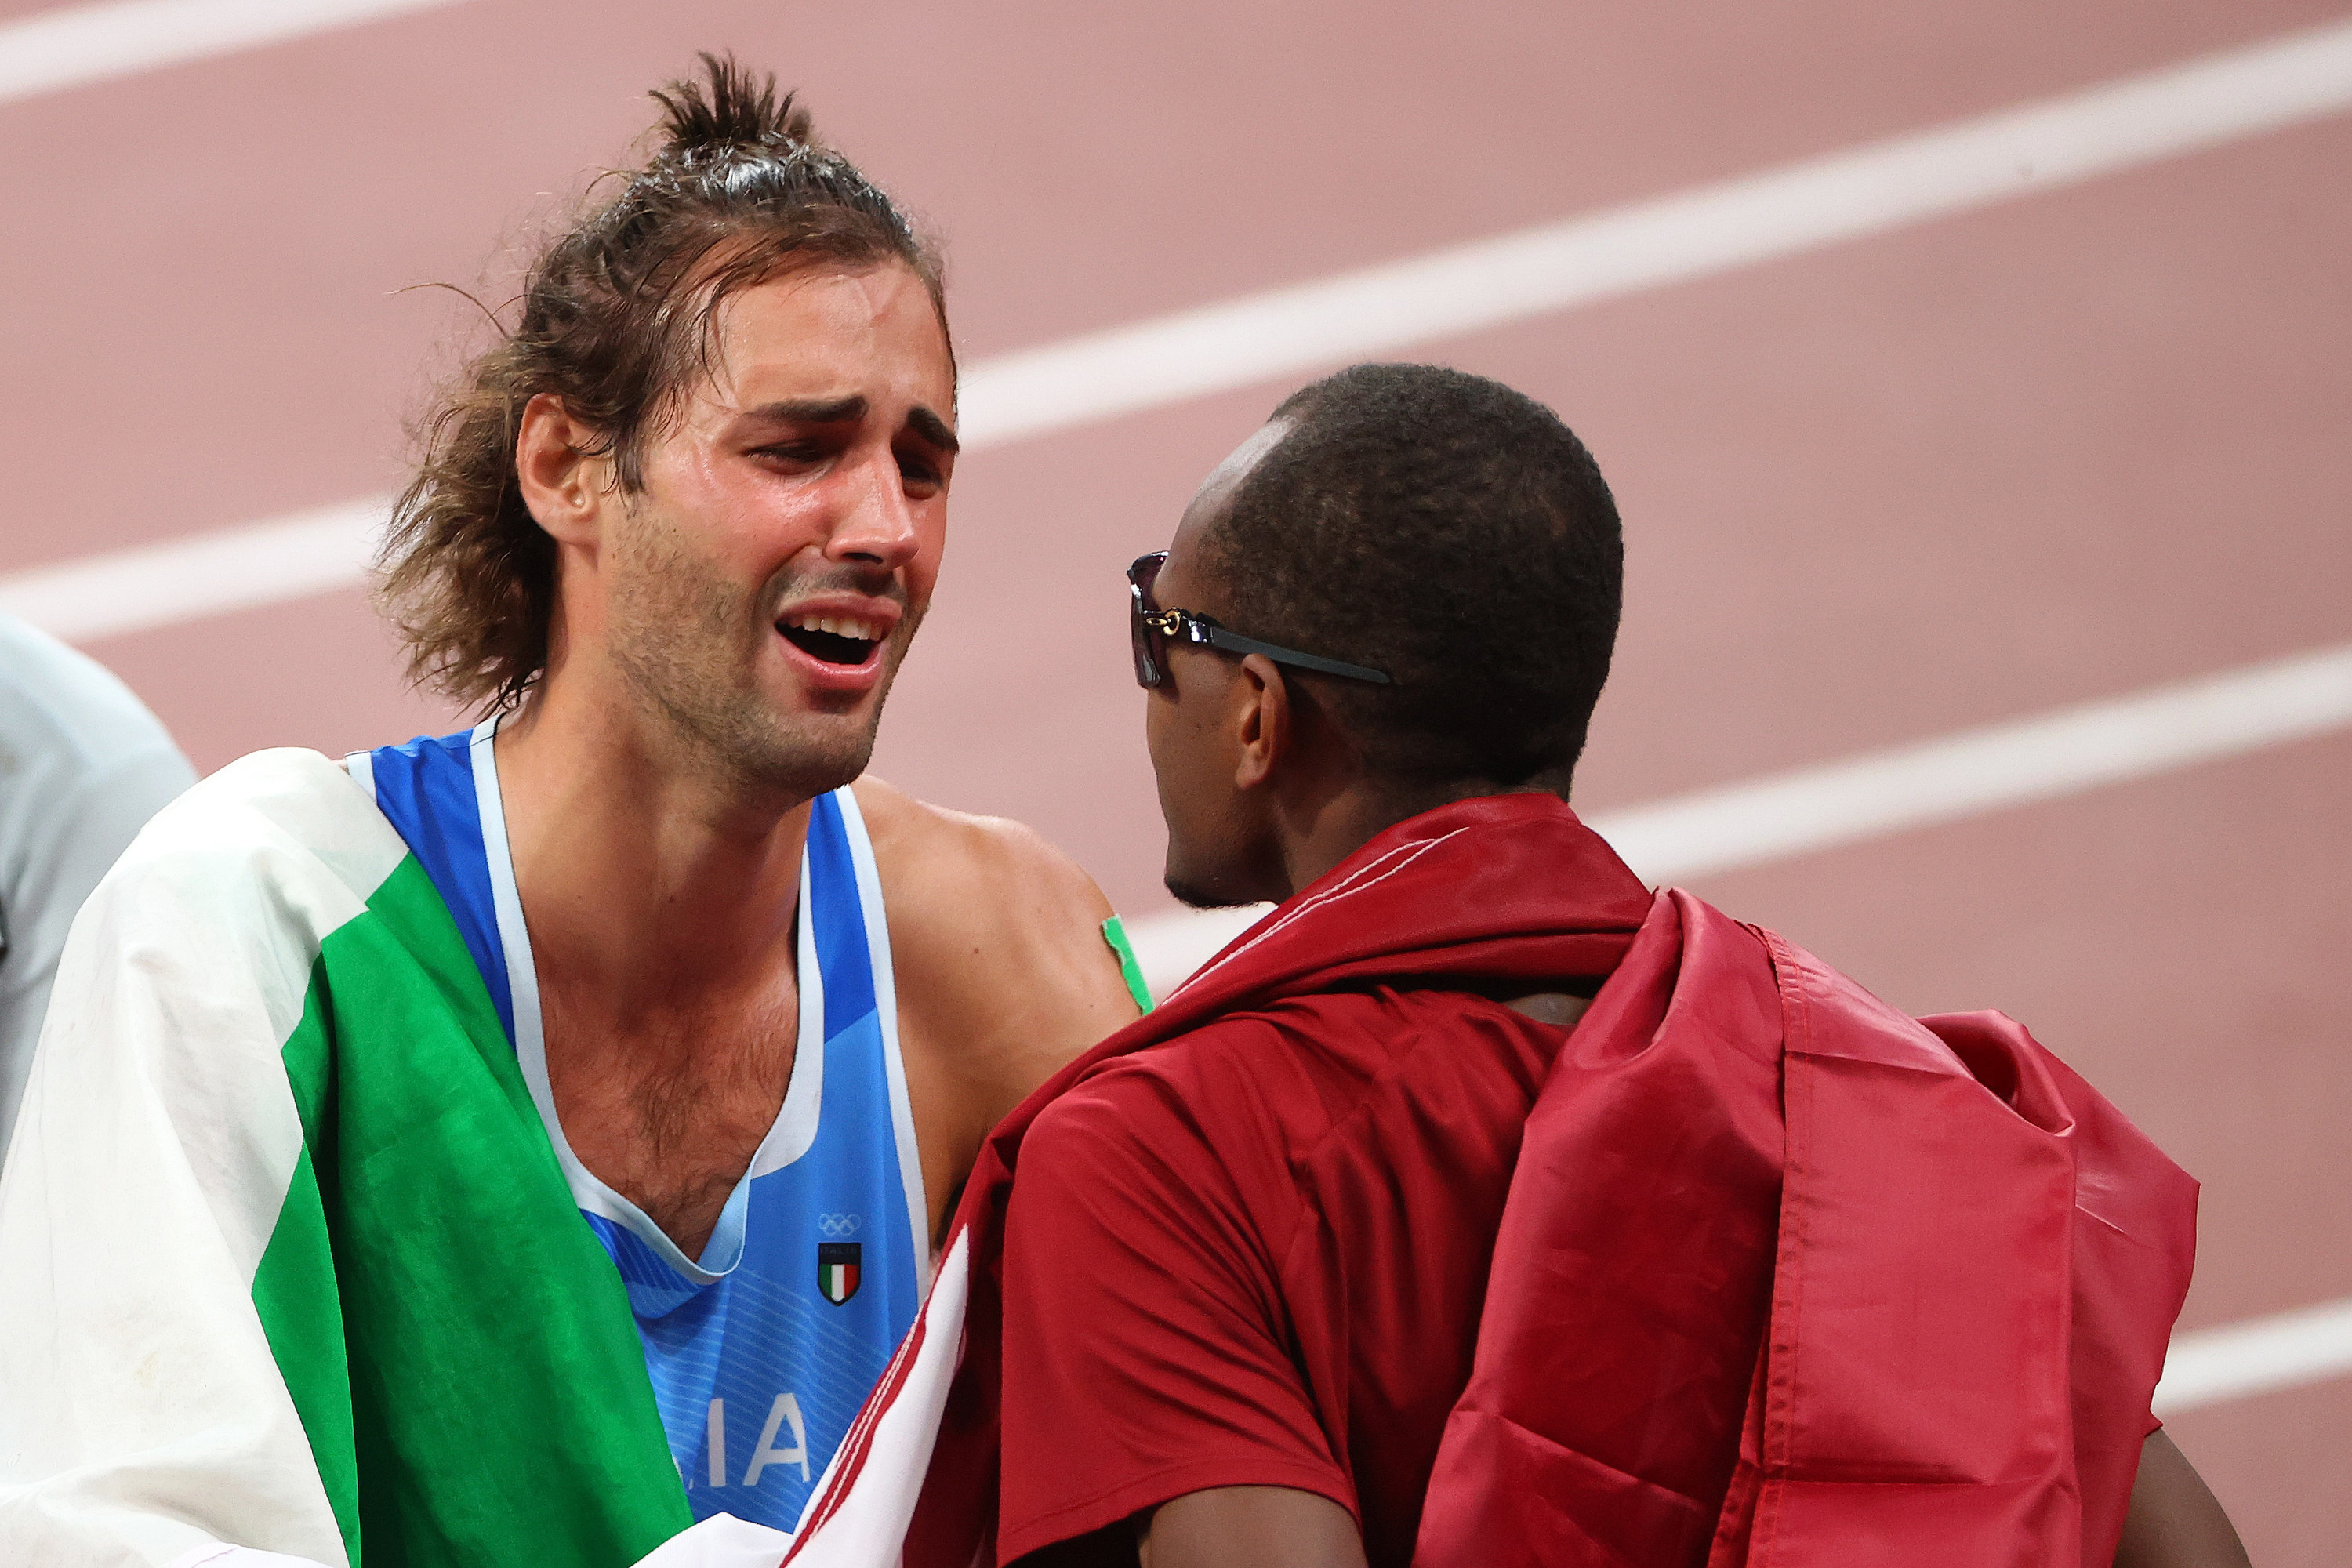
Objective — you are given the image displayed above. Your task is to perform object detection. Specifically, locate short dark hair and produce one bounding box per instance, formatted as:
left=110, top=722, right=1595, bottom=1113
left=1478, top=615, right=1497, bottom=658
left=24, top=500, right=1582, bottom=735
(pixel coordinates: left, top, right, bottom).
left=1202, top=363, right=1623, bottom=791
left=379, top=54, right=946, bottom=710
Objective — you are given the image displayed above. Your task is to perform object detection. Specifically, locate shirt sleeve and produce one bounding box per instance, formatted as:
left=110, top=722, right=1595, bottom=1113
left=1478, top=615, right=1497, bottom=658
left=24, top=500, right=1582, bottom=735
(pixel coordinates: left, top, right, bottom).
left=0, top=727, right=194, bottom=1158
left=994, top=1054, right=1353, bottom=1562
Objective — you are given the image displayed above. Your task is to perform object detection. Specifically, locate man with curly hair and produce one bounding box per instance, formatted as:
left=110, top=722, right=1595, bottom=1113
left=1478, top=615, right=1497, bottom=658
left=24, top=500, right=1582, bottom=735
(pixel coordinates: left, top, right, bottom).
left=0, top=58, right=1141, bottom=1568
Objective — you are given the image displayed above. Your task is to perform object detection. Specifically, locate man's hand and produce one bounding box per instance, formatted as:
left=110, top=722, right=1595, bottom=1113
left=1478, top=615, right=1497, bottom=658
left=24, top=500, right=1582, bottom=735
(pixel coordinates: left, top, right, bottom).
left=1138, top=1486, right=1367, bottom=1568
left=2115, top=1429, right=2249, bottom=1568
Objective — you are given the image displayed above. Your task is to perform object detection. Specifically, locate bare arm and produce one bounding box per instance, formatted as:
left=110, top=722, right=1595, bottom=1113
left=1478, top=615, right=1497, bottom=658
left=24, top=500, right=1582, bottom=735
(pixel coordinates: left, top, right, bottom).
left=855, top=777, right=1143, bottom=1237
left=2114, top=1430, right=2249, bottom=1568
left=1139, top=1486, right=1367, bottom=1568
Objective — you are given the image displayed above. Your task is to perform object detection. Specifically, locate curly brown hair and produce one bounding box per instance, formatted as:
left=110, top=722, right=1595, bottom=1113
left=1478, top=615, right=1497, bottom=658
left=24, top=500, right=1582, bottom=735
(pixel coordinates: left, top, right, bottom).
left=378, top=54, right=949, bottom=711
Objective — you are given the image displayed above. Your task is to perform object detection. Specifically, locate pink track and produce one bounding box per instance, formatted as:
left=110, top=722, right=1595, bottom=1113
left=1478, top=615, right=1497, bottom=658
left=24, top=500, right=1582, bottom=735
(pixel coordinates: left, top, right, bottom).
left=2, top=2, right=2345, bottom=1556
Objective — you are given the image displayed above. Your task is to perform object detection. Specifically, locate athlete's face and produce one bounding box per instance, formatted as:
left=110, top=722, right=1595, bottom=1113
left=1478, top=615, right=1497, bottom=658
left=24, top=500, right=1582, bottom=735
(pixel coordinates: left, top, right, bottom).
left=1147, top=419, right=1294, bottom=909
left=599, top=263, right=954, bottom=796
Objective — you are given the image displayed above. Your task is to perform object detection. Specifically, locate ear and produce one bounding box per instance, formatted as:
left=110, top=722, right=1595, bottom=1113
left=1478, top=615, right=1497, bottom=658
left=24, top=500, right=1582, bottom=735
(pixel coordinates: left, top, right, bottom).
left=1231, top=654, right=1291, bottom=793
left=515, top=393, right=614, bottom=549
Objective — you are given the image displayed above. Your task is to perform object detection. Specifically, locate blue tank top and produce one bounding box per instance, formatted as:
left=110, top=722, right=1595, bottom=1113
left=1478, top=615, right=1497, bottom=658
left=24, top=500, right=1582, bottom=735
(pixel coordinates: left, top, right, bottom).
left=350, top=720, right=927, bottom=1534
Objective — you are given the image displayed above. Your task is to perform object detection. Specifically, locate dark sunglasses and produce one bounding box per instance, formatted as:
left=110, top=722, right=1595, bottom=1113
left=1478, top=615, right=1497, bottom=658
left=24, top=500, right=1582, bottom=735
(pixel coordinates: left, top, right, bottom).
left=1127, top=552, right=1391, bottom=690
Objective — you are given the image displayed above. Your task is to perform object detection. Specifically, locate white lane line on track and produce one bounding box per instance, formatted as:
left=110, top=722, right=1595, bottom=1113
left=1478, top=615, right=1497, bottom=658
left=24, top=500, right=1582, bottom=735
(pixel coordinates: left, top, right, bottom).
left=1593, top=643, right=2352, bottom=884
left=0, top=0, right=466, bottom=105
left=958, top=17, right=2352, bottom=448
left=2156, top=1297, right=2352, bottom=1416
left=1124, top=642, right=2352, bottom=999
left=7, top=21, right=2352, bottom=634
left=0, top=497, right=389, bottom=641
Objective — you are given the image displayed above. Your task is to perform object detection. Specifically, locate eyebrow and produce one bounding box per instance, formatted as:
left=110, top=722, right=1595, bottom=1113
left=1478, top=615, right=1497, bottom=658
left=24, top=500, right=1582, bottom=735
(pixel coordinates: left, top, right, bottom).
left=906, top=405, right=960, bottom=455
left=746, top=396, right=869, bottom=426
left=744, top=396, right=960, bottom=455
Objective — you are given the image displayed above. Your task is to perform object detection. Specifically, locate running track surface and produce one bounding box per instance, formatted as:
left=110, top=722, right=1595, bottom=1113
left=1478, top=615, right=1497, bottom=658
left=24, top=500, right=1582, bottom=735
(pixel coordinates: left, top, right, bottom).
left=2, top=2, right=2347, bottom=1557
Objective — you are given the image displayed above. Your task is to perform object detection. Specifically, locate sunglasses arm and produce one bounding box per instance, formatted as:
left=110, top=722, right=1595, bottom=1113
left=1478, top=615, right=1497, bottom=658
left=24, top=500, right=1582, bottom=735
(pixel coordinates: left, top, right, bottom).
left=1195, top=623, right=1392, bottom=685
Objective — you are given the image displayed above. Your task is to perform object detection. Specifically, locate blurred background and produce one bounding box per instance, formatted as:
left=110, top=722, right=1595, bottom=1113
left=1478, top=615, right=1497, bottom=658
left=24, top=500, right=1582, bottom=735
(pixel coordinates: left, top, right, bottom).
left=2, top=0, right=2347, bottom=1556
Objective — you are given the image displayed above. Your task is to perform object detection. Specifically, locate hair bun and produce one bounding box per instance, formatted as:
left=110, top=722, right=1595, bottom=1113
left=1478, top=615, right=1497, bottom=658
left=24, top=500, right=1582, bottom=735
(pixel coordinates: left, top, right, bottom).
left=651, top=52, right=815, bottom=158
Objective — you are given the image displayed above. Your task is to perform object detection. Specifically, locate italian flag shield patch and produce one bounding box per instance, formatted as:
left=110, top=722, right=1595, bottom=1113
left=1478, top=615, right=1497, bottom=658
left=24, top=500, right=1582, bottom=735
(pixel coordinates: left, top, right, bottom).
left=818, top=1242, right=862, bottom=1305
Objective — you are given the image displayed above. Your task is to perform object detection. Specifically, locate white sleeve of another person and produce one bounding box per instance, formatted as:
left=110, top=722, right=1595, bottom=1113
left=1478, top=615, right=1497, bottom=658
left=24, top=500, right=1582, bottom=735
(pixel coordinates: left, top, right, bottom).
left=0, top=612, right=195, bottom=1166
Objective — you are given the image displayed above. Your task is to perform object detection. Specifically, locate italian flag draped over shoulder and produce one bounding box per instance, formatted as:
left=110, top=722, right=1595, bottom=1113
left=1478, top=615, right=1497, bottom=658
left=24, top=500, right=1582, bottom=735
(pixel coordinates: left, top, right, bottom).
left=0, top=750, right=691, bottom=1566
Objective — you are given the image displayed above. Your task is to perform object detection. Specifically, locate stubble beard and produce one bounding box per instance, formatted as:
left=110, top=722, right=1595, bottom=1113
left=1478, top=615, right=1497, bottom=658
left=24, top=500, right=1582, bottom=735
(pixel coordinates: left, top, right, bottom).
left=1160, top=817, right=1270, bottom=911
left=604, top=511, right=911, bottom=807
left=1164, top=873, right=1258, bottom=911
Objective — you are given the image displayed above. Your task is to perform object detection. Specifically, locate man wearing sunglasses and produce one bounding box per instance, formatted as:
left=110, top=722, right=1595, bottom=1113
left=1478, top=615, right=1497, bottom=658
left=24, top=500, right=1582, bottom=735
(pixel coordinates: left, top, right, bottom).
left=788, top=363, right=2242, bottom=1568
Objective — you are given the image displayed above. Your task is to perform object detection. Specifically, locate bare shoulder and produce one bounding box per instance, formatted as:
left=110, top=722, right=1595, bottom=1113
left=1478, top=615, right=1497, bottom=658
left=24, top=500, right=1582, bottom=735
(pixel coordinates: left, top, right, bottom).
left=851, top=775, right=1112, bottom=926
left=852, top=777, right=1142, bottom=1116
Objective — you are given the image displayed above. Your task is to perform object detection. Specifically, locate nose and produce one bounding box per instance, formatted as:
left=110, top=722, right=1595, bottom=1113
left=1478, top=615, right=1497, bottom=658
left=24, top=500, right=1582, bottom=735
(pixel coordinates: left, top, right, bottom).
left=824, top=446, right=924, bottom=572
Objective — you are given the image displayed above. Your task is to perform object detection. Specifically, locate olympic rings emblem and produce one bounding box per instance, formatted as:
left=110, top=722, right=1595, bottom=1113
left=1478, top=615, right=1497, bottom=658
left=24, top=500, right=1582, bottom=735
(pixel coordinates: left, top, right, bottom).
left=818, top=1213, right=862, bottom=1237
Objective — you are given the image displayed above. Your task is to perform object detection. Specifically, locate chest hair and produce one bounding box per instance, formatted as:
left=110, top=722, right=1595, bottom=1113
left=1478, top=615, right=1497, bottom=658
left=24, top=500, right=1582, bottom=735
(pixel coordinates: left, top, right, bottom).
left=543, top=979, right=800, bottom=1254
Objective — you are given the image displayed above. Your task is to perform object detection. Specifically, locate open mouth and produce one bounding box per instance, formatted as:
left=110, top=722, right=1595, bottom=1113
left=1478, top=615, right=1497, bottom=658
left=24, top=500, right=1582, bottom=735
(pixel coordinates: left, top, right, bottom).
left=778, top=612, right=883, bottom=667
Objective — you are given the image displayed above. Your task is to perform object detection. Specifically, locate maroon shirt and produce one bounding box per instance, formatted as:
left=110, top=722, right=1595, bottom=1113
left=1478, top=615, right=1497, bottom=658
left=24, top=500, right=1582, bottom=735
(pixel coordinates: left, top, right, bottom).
left=997, top=984, right=1583, bottom=1565
left=789, top=795, right=2193, bottom=1568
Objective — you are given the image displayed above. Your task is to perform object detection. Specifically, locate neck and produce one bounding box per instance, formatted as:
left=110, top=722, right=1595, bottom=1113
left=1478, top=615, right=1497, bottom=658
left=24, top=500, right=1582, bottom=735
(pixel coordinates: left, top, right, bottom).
left=1267, top=775, right=1570, bottom=901
left=492, top=670, right=815, bottom=1011
left=1265, top=782, right=1413, bottom=901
